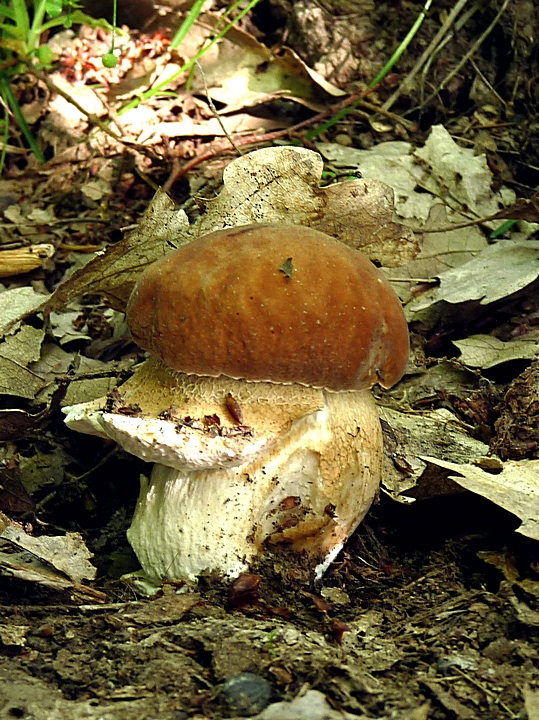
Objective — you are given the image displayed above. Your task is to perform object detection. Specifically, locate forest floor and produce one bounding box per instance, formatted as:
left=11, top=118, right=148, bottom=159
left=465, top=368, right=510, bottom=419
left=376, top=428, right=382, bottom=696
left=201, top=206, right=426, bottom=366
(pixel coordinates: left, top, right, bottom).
left=0, top=1, right=539, bottom=718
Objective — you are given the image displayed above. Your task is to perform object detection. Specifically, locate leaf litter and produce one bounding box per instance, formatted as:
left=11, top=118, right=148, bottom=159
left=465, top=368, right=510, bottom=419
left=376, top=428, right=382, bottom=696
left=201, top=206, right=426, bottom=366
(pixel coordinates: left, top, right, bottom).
left=1, top=4, right=539, bottom=718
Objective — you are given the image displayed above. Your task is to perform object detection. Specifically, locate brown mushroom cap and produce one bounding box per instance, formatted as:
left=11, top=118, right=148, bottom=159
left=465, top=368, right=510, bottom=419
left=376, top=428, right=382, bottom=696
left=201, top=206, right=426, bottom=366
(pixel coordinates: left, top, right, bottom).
left=126, top=224, right=409, bottom=391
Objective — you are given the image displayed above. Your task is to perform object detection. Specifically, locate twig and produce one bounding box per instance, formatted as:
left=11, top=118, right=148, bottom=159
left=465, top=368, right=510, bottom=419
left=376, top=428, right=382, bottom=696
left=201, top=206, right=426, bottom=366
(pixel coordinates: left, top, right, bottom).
left=418, top=0, right=510, bottom=110
left=162, top=91, right=369, bottom=190
left=453, top=667, right=518, bottom=718
left=356, top=99, right=417, bottom=131
left=195, top=60, right=243, bottom=156
left=469, top=58, right=507, bottom=108
left=29, top=68, right=125, bottom=145
left=382, top=0, right=470, bottom=112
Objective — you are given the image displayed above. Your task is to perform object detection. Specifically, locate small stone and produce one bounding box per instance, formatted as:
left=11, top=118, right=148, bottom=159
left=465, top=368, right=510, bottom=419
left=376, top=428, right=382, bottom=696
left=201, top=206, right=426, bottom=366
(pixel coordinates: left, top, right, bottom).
left=222, top=672, right=271, bottom=717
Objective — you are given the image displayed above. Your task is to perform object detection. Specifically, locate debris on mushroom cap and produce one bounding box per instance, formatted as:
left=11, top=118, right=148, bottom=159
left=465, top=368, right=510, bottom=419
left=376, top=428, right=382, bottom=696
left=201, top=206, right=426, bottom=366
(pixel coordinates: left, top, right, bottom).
left=126, top=224, right=409, bottom=392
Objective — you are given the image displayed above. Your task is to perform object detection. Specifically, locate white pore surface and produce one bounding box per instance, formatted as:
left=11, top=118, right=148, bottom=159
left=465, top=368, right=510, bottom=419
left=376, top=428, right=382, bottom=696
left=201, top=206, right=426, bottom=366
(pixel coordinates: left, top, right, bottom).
left=64, top=404, right=271, bottom=470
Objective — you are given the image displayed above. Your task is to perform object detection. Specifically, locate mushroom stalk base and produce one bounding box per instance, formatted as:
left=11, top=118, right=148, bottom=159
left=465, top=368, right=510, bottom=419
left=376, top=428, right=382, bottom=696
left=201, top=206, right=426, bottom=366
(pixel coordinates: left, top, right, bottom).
left=127, top=389, right=382, bottom=583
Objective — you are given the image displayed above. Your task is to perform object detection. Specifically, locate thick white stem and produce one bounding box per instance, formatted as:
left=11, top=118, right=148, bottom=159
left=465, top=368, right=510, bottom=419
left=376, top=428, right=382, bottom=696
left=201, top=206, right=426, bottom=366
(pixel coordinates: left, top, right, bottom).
left=127, top=390, right=382, bottom=582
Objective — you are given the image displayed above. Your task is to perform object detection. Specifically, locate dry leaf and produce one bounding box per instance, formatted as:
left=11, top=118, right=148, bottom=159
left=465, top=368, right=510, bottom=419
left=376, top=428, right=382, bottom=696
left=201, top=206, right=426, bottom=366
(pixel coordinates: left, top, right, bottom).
left=380, top=407, right=488, bottom=500
left=44, top=189, right=190, bottom=314
left=421, top=456, right=539, bottom=541
left=0, top=513, right=96, bottom=583
left=453, top=334, right=539, bottom=369
left=195, top=13, right=344, bottom=113
left=46, top=147, right=418, bottom=314
left=0, top=326, right=47, bottom=399
left=0, top=286, right=48, bottom=337
left=196, top=146, right=418, bottom=266
left=408, top=240, right=539, bottom=319
left=524, top=687, right=539, bottom=720
left=312, top=178, right=418, bottom=266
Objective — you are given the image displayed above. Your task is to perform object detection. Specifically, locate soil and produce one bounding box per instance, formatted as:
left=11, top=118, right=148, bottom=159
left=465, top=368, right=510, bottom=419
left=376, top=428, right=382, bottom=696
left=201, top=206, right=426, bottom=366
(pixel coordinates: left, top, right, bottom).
left=1, top=1, right=539, bottom=719
left=2, top=492, right=539, bottom=719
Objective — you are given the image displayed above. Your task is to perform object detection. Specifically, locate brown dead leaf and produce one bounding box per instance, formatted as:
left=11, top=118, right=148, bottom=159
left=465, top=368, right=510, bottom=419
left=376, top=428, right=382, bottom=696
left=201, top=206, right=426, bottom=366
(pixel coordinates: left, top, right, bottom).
left=45, top=149, right=417, bottom=315
left=121, top=591, right=200, bottom=625
left=0, top=467, right=36, bottom=514
left=44, top=190, right=190, bottom=314
left=422, top=456, right=539, bottom=541
left=489, top=192, right=539, bottom=223
left=313, top=178, right=419, bottom=267
left=196, top=13, right=344, bottom=114
left=197, top=146, right=418, bottom=266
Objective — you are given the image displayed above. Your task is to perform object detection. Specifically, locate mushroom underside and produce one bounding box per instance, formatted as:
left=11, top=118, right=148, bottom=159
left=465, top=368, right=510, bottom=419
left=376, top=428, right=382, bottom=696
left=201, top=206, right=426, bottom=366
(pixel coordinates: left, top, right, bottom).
left=64, top=359, right=383, bottom=582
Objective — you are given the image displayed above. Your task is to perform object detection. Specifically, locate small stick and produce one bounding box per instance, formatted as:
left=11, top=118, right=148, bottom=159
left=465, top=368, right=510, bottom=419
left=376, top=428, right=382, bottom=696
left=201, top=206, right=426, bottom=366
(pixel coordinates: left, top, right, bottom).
left=382, top=0, right=470, bottom=112
left=195, top=60, right=243, bottom=155
left=417, top=0, right=510, bottom=111
left=162, top=92, right=369, bottom=191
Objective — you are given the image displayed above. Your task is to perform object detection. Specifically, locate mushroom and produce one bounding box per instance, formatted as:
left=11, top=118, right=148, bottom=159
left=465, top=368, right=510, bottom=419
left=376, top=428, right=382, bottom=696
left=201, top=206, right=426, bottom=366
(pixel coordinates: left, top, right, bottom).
left=64, top=224, right=409, bottom=583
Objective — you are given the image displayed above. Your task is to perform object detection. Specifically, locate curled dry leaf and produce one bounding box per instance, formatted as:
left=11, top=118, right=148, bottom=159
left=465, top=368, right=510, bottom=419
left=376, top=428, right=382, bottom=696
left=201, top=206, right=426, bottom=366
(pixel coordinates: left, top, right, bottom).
left=45, top=147, right=418, bottom=314
left=0, top=243, right=55, bottom=278
left=380, top=407, right=489, bottom=500
left=44, top=190, right=190, bottom=314
left=409, top=240, right=539, bottom=317
left=1, top=523, right=96, bottom=584
left=421, top=456, right=539, bottom=542
left=195, top=13, right=345, bottom=113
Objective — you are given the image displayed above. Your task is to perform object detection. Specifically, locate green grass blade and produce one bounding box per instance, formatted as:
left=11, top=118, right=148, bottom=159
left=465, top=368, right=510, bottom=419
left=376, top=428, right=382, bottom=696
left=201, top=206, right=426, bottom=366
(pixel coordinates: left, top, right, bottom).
left=490, top=220, right=517, bottom=238
left=0, top=74, right=45, bottom=162
left=170, top=0, right=205, bottom=51
left=119, top=0, right=261, bottom=115
left=305, top=0, right=433, bottom=140
left=367, top=0, right=433, bottom=89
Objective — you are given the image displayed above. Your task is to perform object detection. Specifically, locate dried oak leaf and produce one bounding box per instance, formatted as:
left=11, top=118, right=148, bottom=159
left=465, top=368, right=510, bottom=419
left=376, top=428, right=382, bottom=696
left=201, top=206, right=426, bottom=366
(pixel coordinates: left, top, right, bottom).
left=45, top=148, right=417, bottom=315
left=44, top=190, right=190, bottom=314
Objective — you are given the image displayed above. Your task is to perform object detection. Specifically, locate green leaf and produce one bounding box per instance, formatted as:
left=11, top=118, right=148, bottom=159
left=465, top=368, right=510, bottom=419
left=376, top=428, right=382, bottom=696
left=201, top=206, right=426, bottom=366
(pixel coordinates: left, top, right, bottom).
left=12, top=0, right=29, bottom=36
left=36, top=44, right=54, bottom=65
left=0, top=23, right=24, bottom=40
left=45, top=0, right=63, bottom=18
left=0, top=5, right=16, bottom=21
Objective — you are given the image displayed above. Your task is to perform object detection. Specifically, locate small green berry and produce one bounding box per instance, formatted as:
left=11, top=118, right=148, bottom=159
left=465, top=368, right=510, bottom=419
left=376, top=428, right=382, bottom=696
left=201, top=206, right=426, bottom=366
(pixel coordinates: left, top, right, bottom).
left=102, top=53, right=118, bottom=69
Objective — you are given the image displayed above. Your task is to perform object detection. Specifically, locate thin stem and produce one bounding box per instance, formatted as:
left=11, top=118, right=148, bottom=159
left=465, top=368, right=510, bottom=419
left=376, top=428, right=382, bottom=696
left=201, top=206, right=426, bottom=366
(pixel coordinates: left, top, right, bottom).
left=305, top=0, right=432, bottom=140
left=0, top=116, right=9, bottom=173
left=28, top=0, right=47, bottom=54
left=369, top=0, right=433, bottom=89
left=0, top=73, right=44, bottom=161
left=418, top=0, right=510, bottom=110
left=118, top=0, right=261, bottom=115
left=109, top=0, right=116, bottom=53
